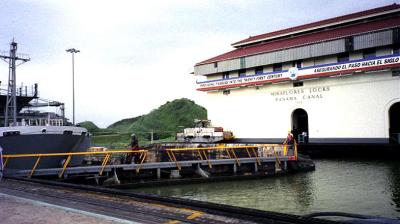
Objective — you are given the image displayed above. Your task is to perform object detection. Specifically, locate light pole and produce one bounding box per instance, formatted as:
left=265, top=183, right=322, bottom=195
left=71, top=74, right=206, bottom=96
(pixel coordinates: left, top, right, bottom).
left=66, top=48, right=80, bottom=125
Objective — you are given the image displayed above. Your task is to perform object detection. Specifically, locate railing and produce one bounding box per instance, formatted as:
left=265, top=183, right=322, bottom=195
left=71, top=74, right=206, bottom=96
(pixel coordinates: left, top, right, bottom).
left=1, top=143, right=298, bottom=178
left=283, top=141, right=298, bottom=160
left=23, top=118, right=64, bottom=126
left=2, top=149, right=148, bottom=178
left=0, top=146, right=3, bottom=182
left=165, top=144, right=297, bottom=170
left=0, top=84, right=37, bottom=97
left=0, top=50, right=30, bottom=61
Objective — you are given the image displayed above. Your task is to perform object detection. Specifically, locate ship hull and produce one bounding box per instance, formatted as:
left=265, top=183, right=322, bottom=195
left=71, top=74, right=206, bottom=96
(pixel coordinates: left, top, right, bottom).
left=0, top=126, right=90, bottom=170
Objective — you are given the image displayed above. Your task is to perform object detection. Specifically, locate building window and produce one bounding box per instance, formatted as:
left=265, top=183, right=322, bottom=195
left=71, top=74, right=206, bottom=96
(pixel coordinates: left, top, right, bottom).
left=338, top=52, right=349, bottom=62
left=293, top=82, right=303, bottom=87
left=394, top=45, right=400, bottom=55
left=292, top=60, right=302, bottom=68
left=239, top=69, right=246, bottom=77
left=240, top=57, right=246, bottom=68
left=363, top=48, right=376, bottom=59
left=345, top=37, right=354, bottom=52
left=214, top=62, right=218, bottom=68
left=255, top=66, right=263, bottom=74
left=273, top=63, right=282, bottom=72
left=222, top=72, right=229, bottom=79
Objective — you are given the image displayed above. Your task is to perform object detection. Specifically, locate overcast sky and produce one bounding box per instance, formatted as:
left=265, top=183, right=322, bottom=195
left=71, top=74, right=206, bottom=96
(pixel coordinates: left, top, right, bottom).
left=0, top=0, right=397, bottom=127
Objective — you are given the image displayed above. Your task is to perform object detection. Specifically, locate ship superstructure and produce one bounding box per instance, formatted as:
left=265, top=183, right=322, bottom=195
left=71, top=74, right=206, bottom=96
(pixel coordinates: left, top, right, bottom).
left=0, top=41, right=90, bottom=170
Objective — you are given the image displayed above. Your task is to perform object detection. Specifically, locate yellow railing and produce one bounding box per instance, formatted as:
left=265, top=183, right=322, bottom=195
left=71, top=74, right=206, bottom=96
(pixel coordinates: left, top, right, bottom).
left=283, top=141, right=298, bottom=159
left=2, top=149, right=148, bottom=178
left=0, top=143, right=298, bottom=177
left=165, top=144, right=292, bottom=170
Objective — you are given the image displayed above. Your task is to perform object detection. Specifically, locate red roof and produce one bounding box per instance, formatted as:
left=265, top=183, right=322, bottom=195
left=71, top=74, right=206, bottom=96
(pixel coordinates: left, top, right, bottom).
left=232, top=4, right=400, bottom=47
left=196, top=15, right=400, bottom=66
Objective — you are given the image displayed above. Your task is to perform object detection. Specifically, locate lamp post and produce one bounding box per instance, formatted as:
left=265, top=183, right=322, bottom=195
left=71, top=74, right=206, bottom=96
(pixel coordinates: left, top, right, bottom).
left=66, top=48, right=80, bottom=125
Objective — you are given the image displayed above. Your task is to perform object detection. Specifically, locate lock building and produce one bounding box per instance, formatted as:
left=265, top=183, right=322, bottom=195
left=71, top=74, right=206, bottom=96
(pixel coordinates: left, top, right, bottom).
left=193, top=4, right=400, bottom=146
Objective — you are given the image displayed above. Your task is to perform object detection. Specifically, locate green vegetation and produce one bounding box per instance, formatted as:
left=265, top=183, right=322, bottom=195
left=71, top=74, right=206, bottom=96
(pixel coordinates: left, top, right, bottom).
left=87, top=98, right=207, bottom=148
left=91, top=133, right=131, bottom=149
left=77, top=121, right=117, bottom=136
left=77, top=121, right=100, bottom=133
left=107, top=116, right=142, bottom=131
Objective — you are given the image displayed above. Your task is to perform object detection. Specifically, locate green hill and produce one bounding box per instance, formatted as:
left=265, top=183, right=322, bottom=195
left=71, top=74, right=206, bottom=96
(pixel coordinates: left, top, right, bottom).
left=77, top=121, right=100, bottom=133
left=108, top=98, right=207, bottom=139
left=91, top=98, right=207, bottom=147
left=128, top=98, right=207, bottom=140
left=107, top=116, right=142, bottom=131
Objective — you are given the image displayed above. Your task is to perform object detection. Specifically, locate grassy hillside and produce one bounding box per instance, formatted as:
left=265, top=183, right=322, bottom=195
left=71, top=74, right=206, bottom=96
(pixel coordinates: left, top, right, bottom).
left=128, top=98, right=207, bottom=140
left=78, top=121, right=118, bottom=136
left=90, top=98, right=207, bottom=147
left=78, top=121, right=100, bottom=133
left=107, top=116, right=142, bottom=131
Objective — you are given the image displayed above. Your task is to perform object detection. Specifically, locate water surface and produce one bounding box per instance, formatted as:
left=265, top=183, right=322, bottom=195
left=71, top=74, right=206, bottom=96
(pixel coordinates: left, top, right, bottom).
left=133, top=159, right=400, bottom=218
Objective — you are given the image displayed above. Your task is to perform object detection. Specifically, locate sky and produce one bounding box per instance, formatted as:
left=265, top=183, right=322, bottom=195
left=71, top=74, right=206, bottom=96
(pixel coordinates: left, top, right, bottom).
left=0, top=0, right=397, bottom=127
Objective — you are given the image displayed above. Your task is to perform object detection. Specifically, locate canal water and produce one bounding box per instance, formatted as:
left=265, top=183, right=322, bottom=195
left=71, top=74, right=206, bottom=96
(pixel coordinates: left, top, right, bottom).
left=133, top=159, right=400, bottom=218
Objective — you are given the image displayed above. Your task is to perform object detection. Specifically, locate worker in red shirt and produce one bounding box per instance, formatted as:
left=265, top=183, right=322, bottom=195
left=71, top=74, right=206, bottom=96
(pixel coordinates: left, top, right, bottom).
left=284, top=130, right=294, bottom=145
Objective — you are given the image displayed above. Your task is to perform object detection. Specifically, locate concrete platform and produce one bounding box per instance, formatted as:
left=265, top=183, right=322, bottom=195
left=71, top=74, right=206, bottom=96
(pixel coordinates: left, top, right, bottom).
left=0, top=178, right=260, bottom=224
left=0, top=193, right=134, bottom=224
left=0, top=178, right=342, bottom=224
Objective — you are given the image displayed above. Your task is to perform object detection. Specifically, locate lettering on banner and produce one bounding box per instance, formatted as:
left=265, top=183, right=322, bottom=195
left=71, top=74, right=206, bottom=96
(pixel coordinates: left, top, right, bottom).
left=198, top=56, right=400, bottom=91
left=316, top=56, right=400, bottom=73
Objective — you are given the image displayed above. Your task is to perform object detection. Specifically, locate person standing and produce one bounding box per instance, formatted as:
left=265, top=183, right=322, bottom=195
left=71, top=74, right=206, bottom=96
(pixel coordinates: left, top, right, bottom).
left=130, top=134, right=139, bottom=150
left=125, top=134, right=139, bottom=164
left=283, top=130, right=294, bottom=145
left=283, top=130, right=295, bottom=156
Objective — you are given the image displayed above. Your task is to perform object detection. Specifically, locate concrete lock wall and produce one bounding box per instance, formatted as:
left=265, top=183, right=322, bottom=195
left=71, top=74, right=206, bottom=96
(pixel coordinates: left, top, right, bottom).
left=204, top=71, right=400, bottom=143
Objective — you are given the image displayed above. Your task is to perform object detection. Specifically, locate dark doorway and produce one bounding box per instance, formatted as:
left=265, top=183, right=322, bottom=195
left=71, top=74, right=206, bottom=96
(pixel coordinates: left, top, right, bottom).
left=292, top=108, right=309, bottom=143
left=389, top=102, right=400, bottom=144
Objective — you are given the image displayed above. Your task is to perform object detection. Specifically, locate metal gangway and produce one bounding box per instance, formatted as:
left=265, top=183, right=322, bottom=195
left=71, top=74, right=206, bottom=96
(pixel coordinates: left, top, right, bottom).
left=1, top=143, right=297, bottom=179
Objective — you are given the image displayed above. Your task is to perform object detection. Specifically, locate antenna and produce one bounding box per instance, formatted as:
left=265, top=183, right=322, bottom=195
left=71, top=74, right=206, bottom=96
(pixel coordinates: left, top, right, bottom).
left=0, top=40, right=30, bottom=126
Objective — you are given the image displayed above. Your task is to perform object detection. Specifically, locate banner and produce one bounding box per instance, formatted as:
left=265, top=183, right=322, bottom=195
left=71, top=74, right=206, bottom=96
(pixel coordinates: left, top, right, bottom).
left=197, top=55, right=400, bottom=91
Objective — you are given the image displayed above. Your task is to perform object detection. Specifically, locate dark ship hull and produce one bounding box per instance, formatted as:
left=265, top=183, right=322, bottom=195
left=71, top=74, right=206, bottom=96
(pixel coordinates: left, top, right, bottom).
left=1, top=126, right=90, bottom=170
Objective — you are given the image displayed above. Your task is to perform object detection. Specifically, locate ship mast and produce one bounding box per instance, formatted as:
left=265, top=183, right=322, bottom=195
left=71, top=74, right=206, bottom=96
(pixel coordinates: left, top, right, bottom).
left=0, top=40, right=30, bottom=126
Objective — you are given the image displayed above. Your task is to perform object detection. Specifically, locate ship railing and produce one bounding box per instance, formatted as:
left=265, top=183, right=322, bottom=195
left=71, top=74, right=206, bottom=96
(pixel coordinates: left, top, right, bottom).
left=2, top=149, right=148, bottom=178
left=165, top=144, right=297, bottom=170
left=0, top=83, right=37, bottom=97
left=0, top=118, right=65, bottom=127
left=23, top=118, right=65, bottom=126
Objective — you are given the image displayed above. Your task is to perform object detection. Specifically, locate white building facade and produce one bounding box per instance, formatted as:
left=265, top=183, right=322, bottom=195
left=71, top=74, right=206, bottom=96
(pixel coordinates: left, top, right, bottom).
left=194, top=4, right=400, bottom=144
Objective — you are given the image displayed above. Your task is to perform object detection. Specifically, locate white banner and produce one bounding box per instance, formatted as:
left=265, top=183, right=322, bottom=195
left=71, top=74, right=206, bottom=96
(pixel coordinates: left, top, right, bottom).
left=197, top=55, right=400, bottom=91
